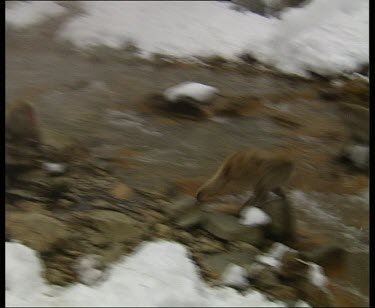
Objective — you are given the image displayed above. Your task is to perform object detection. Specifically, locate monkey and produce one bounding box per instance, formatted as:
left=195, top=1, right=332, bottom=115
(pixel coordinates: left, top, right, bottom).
left=6, top=100, right=41, bottom=147
left=196, top=149, right=295, bottom=215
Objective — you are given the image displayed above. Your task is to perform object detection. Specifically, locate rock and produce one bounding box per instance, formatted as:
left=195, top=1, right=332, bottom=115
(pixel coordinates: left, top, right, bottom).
left=175, top=207, right=206, bottom=229
left=342, top=144, right=369, bottom=170
left=154, top=223, right=171, bottom=237
left=6, top=212, right=70, bottom=253
left=230, top=241, right=261, bottom=254
left=44, top=268, right=76, bottom=286
left=300, top=243, right=347, bottom=268
left=202, top=212, right=264, bottom=246
left=56, top=199, right=74, bottom=209
left=297, top=279, right=333, bottom=307
left=194, top=236, right=225, bottom=253
left=72, top=210, right=144, bottom=246
left=250, top=269, right=281, bottom=290
left=262, top=198, right=296, bottom=243
left=163, top=82, right=219, bottom=105
left=6, top=189, right=49, bottom=203
left=338, top=103, right=369, bottom=144
left=201, top=251, right=259, bottom=279
left=279, top=252, right=309, bottom=281
left=111, top=182, right=134, bottom=200
left=221, top=264, right=249, bottom=289
left=164, top=195, right=198, bottom=219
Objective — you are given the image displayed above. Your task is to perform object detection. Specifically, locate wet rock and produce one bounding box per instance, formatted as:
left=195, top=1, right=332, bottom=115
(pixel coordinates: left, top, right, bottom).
left=202, top=212, right=264, bottom=246
left=262, top=198, right=295, bottom=243
left=175, top=207, right=206, bottom=229
left=338, top=103, right=369, bottom=144
left=111, top=182, right=134, bottom=200
left=72, top=210, right=144, bottom=246
left=201, top=251, right=258, bottom=280
left=300, top=243, right=347, bottom=268
left=6, top=212, right=70, bottom=253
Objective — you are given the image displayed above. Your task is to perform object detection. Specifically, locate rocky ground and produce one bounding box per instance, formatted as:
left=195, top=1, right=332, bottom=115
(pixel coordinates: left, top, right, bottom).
left=6, top=7, right=369, bottom=305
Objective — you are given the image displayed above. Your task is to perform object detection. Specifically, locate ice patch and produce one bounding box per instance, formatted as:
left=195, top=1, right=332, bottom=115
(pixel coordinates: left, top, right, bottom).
left=239, top=207, right=271, bottom=226
left=6, top=1, right=66, bottom=29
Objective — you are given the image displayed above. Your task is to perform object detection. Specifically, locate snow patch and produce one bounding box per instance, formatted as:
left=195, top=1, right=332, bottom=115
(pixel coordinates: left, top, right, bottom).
left=6, top=1, right=66, bottom=29
left=239, top=206, right=271, bottom=226
left=6, top=240, right=300, bottom=307
left=164, top=82, right=219, bottom=104
left=221, top=264, right=249, bottom=288
left=42, top=162, right=67, bottom=174
left=308, top=263, right=328, bottom=290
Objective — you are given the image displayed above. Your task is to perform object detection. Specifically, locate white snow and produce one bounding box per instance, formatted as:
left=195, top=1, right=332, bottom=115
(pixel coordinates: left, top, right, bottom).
left=6, top=240, right=302, bottom=307
left=74, top=255, right=104, bottom=286
left=164, top=82, right=219, bottom=104
left=255, top=242, right=294, bottom=269
left=344, top=145, right=369, bottom=169
left=6, top=1, right=66, bottom=29
left=308, top=263, right=328, bottom=290
left=54, top=0, right=368, bottom=77
left=221, top=264, right=249, bottom=288
left=239, top=206, right=271, bottom=226
left=42, top=162, right=67, bottom=174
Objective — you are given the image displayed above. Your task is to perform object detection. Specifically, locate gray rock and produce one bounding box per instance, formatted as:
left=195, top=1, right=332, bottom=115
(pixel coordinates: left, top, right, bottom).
left=202, top=212, right=264, bottom=246
left=175, top=207, right=206, bottom=229
left=201, top=251, right=259, bottom=279
left=262, top=198, right=295, bottom=243
left=338, top=103, right=369, bottom=144
left=6, top=212, right=70, bottom=253
left=164, top=195, right=198, bottom=219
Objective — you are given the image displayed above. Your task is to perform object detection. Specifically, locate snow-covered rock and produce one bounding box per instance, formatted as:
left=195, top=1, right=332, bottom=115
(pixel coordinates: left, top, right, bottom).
left=221, top=264, right=249, bottom=288
left=239, top=206, right=272, bottom=226
left=163, top=82, right=219, bottom=104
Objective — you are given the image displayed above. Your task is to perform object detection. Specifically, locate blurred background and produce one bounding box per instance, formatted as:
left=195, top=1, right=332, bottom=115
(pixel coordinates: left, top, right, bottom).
left=5, top=1, right=369, bottom=307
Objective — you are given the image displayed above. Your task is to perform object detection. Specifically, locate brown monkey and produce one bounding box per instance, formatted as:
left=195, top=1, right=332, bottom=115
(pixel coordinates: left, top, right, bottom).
left=6, top=100, right=41, bottom=147
left=196, top=149, right=294, bottom=215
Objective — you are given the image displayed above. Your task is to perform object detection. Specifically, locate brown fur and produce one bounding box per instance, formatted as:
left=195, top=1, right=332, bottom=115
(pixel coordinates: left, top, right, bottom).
left=196, top=149, right=294, bottom=214
left=6, top=101, right=41, bottom=146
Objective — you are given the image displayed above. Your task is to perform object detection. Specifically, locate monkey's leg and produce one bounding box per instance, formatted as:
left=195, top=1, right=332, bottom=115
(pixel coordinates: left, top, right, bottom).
left=273, top=187, right=286, bottom=199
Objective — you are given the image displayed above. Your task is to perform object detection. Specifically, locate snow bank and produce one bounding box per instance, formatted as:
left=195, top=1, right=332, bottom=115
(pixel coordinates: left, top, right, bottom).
left=56, top=0, right=368, bottom=77
left=251, top=0, right=369, bottom=76
left=239, top=206, right=271, bottom=226
left=164, top=82, right=219, bottom=104
left=6, top=1, right=66, bottom=29
left=6, top=240, right=298, bottom=307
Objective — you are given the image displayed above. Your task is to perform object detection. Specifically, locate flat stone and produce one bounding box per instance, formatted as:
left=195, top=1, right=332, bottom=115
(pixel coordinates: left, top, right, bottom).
left=202, top=212, right=264, bottom=246
left=201, top=251, right=258, bottom=279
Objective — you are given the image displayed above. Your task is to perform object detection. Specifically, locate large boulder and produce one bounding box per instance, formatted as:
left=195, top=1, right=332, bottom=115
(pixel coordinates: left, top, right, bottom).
left=202, top=212, right=264, bottom=246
